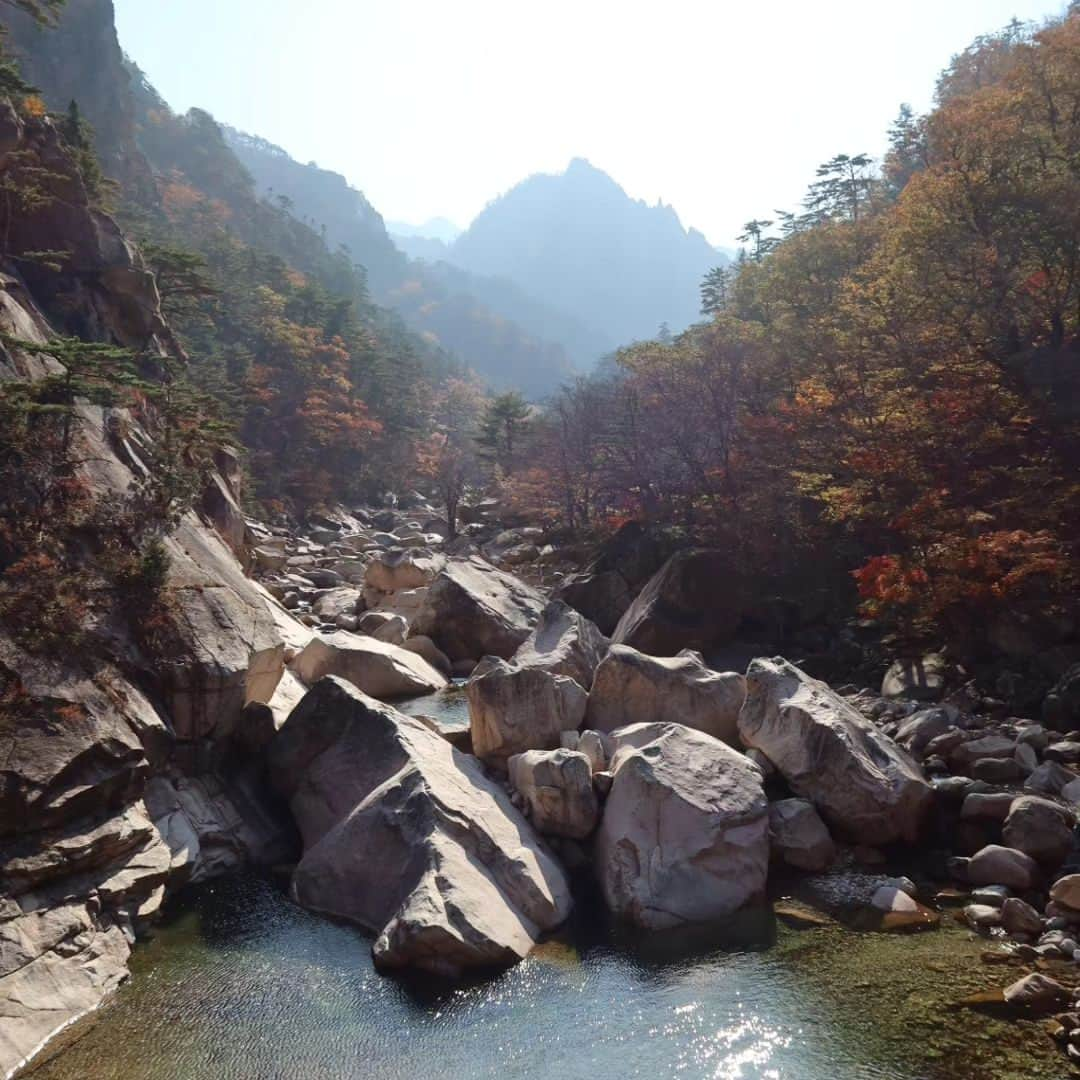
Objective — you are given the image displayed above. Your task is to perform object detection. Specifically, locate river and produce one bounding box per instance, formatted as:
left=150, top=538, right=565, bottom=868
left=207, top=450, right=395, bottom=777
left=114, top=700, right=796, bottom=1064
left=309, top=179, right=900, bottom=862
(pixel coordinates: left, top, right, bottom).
left=26, top=873, right=1067, bottom=1080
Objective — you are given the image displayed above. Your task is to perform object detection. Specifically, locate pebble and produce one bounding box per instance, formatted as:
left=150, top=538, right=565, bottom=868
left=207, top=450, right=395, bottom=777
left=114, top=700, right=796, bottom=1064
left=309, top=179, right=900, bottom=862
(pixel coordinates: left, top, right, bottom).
left=965, top=903, right=1002, bottom=929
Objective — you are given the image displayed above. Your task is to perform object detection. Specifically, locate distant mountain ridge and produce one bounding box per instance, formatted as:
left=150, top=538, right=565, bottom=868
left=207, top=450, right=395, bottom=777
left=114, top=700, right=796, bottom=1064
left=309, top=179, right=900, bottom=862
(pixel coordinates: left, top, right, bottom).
left=449, top=158, right=726, bottom=347
left=389, top=217, right=462, bottom=244
left=225, top=129, right=582, bottom=395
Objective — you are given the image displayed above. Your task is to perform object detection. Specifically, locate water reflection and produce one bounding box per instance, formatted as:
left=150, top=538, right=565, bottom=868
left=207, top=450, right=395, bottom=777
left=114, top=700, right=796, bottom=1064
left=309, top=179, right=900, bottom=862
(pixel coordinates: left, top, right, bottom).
left=27, top=875, right=1068, bottom=1080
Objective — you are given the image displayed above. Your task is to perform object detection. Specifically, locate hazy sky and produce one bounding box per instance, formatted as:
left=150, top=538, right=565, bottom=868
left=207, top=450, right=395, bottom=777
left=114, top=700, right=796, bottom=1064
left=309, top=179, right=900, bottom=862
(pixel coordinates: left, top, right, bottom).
left=113, top=0, right=1067, bottom=249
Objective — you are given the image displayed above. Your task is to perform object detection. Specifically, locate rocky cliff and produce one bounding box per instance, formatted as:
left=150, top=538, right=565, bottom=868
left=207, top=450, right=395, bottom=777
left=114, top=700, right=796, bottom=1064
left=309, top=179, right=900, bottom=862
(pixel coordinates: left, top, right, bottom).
left=0, top=100, right=294, bottom=1079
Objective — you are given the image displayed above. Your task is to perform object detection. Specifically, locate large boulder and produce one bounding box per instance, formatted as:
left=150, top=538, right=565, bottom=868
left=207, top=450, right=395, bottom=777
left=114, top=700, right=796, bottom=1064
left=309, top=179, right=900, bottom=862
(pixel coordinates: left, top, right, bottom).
left=738, top=658, right=933, bottom=846
left=595, top=722, right=769, bottom=929
left=364, top=549, right=445, bottom=594
left=267, top=678, right=571, bottom=975
left=290, top=633, right=446, bottom=700
left=511, top=600, right=609, bottom=687
left=0, top=913, right=130, bottom=1078
left=1002, top=796, right=1075, bottom=866
left=508, top=749, right=599, bottom=839
left=466, top=658, right=587, bottom=767
left=611, top=549, right=742, bottom=656
left=586, top=645, right=745, bottom=745
left=554, top=571, right=632, bottom=637
left=411, top=556, right=545, bottom=662
left=966, top=844, right=1040, bottom=890
left=0, top=644, right=158, bottom=838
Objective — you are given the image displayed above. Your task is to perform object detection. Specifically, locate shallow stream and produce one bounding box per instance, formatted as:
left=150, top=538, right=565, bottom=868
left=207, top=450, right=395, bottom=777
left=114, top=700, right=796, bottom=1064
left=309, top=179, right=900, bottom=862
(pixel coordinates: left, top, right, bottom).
left=28, top=874, right=1069, bottom=1080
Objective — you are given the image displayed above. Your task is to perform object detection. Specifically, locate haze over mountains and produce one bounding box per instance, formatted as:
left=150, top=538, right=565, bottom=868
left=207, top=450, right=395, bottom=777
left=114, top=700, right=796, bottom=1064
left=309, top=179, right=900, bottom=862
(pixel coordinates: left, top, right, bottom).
left=227, top=135, right=728, bottom=393
left=11, top=0, right=729, bottom=400
left=451, top=158, right=725, bottom=348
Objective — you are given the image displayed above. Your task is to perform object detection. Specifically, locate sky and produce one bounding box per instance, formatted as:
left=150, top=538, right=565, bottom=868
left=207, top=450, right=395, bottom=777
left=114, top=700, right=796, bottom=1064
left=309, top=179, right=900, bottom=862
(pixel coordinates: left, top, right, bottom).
left=113, top=0, right=1068, bottom=250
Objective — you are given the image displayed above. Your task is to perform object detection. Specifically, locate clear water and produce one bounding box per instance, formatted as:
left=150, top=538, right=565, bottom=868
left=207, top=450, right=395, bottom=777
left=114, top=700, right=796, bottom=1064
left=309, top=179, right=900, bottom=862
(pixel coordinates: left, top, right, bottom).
left=27, top=875, right=1068, bottom=1080
left=400, top=681, right=470, bottom=730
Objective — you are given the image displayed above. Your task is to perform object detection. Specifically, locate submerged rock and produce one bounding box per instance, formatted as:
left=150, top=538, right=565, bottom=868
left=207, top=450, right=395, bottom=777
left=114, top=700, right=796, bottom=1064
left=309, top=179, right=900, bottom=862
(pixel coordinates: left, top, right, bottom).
left=738, top=658, right=933, bottom=845
left=268, top=677, right=571, bottom=976
left=1002, top=972, right=1072, bottom=1015
left=595, top=722, right=769, bottom=929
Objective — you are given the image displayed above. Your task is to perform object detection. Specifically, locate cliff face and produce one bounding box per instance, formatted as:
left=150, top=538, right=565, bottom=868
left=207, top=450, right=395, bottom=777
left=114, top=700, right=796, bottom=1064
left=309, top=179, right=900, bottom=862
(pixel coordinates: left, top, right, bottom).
left=0, top=107, right=294, bottom=1079
left=5, top=0, right=154, bottom=200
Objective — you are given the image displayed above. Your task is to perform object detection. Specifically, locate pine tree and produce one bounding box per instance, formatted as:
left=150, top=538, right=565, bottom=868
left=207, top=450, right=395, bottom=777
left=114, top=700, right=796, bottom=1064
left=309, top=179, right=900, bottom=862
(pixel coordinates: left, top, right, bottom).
left=477, top=391, right=531, bottom=475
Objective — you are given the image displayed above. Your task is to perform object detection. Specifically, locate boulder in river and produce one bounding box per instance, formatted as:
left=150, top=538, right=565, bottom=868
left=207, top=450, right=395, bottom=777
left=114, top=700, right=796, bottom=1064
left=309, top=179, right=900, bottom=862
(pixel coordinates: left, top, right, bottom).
left=511, top=600, right=609, bottom=687
left=466, top=658, right=587, bottom=767
left=738, top=658, right=933, bottom=846
left=586, top=644, right=745, bottom=745
left=290, top=633, right=446, bottom=700
left=595, top=722, right=769, bottom=929
left=364, top=549, right=445, bottom=594
left=411, top=556, right=545, bottom=661
left=880, top=654, right=949, bottom=701
left=966, top=845, right=1040, bottom=890
left=268, top=677, right=572, bottom=976
left=508, top=749, right=599, bottom=839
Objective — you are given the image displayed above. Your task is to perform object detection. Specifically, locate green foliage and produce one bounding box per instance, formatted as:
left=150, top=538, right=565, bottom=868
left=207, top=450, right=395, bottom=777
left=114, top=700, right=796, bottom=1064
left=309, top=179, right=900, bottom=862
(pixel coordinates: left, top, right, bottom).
left=0, top=331, right=233, bottom=654
left=700, top=266, right=731, bottom=316
left=477, top=390, right=531, bottom=474
left=58, top=100, right=107, bottom=203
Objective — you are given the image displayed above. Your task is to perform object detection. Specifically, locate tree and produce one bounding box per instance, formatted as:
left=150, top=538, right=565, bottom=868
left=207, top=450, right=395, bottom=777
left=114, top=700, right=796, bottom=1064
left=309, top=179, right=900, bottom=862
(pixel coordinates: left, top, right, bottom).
left=737, top=219, right=775, bottom=262
left=416, top=377, right=485, bottom=537
left=804, top=153, right=875, bottom=223
left=141, top=242, right=219, bottom=319
left=477, top=390, right=530, bottom=475
left=884, top=104, right=926, bottom=196
left=58, top=100, right=106, bottom=201
left=700, top=266, right=730, bottom=316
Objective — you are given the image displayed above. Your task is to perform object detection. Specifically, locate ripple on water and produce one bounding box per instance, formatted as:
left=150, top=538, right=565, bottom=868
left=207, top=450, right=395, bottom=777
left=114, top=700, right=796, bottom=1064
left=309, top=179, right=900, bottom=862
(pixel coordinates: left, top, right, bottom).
left=27, top=875, right=1071, bottom=1080
left=399, top=682, right=470, bottom=731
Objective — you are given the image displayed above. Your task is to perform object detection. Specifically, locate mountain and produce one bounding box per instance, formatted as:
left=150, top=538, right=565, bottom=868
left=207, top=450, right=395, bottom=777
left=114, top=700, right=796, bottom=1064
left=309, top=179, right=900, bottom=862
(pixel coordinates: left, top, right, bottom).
left=389, top=217, right=460, bottom=260
left=389, top=216, right=462, bottom=243
left=225, top=130, right=579, bottom=396
left=390, top=232, right=450, bottom=263
left=450, top=158, right=725, bottom=346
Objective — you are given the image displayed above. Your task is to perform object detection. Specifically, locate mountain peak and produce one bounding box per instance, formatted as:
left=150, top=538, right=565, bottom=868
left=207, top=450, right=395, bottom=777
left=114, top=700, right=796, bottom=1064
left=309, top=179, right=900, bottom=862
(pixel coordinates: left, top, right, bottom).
left=451, top=163, right=724, bottom=347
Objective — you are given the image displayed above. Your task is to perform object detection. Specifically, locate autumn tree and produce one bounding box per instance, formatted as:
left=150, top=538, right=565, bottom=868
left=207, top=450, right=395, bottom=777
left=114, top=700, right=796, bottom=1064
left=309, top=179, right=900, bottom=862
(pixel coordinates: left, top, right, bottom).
left=415, top=376, right=485, bottom=538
